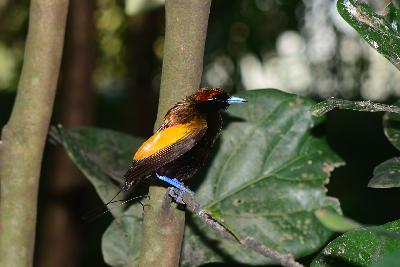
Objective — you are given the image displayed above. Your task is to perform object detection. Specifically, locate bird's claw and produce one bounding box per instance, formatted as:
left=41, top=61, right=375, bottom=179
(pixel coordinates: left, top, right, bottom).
left=156, top=173, right=193, bottom=204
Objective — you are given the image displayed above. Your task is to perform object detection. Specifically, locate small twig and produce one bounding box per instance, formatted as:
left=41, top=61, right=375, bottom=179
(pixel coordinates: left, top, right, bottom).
left=169, top=188, right=305, bottom=267
left=311, top=98, right=400, bottom=117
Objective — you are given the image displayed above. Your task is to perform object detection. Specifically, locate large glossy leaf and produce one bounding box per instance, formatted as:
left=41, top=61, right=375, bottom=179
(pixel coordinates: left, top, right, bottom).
left=311, top=220, right=400, bottom=267
left=54, top=126, right=144, bottom=217
left=58, top=89, right=343, bottom=266
left=181, top=89, right=343, bottom=266
left=337, top=0, right=400, bottom=69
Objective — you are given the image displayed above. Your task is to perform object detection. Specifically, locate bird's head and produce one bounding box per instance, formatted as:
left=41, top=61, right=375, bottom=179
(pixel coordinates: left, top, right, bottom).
left=193, top=88, right=247, bottom=111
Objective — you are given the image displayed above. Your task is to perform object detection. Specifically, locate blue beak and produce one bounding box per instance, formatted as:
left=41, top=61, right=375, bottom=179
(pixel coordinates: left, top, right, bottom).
left=227, top=96, right=247, bottom=104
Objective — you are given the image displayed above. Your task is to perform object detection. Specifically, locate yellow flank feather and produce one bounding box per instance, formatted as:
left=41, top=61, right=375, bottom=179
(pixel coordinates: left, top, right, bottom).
left=133, top=120, right=206, bottom=161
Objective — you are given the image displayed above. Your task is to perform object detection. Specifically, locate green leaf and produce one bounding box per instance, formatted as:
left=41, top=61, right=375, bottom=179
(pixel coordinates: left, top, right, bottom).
left=54, top=126, right=144, bottom=217
left=368, top=109, right=400, bottom=188
left=383, top=111, right=400, bottom=151
left=369, top=157, right=400, bottom=188
left=101, top=204, right=143, bottom=267
left=310, top=98, right=400, bottom=117
left=369, top=250, right=400, bottom=267
left=311, top=220, right=400, bottom=267
left=124, top=0, right=164, bottom=16
left=337, top=0, right=400, bottom=70
left=315, top=209, right=362, bottom=232
left=181, top=89, right=344, bottom=266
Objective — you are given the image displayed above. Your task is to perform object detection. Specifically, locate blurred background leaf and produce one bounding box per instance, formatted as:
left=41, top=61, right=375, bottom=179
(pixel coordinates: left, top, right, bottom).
left=315, top=209, right=362, bottom=232
left=124, top=0, right=164, bottom=16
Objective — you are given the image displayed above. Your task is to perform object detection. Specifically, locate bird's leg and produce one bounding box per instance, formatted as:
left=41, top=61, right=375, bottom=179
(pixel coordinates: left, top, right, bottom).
left=155, top=173, right=193, bottom=204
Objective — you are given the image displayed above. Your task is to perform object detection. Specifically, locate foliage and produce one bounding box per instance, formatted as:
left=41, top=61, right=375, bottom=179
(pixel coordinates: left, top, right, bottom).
left=311, top=220, right=400, bottom=267
left=57, top=89, right=343, bottom=266
left=369, top=107, right=400, bottom=188
left=314, top=209, right=361, bottom=233
left=337, top=0, right=400, bottom=69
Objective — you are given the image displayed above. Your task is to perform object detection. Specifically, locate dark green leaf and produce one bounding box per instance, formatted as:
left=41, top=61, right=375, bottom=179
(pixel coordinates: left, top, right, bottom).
left=369, top=250, right=400, bottom=267
left=102, top=205, right=143, bottom=267
left=311, top=98, right=400, bottom=117
left=312, top=220, right=400, bottom=267
left=369, top=157, right=400, bottom=188
left=368, top=108, right=400, bottom=188
left=383, top=111, right=400, bottom=151
left=337, top=0, right=400, bottom=70
left=54, top=126, right=144, bottom=217
left=315, top=209, right=362, bottom=232
left=181, top=89, right=344, bottom=266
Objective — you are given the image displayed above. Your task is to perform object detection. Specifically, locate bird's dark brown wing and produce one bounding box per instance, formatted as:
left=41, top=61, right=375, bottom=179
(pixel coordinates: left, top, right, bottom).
left=122, top=121, right=207, bottom=191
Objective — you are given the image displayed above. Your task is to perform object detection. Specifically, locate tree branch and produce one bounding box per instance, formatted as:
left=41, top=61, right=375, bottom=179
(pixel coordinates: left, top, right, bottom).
left=138, top=0, right=211, bottom=266
left=0, top=1, right=69, bottom=267
left=170, top=188, right=305, bottom=267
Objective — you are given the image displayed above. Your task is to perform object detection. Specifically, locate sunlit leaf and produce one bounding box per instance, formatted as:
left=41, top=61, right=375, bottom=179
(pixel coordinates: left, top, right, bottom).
left=312, top=220, right=400, bottom=267
left=337, top=0, right=400, bottom=69
left=315, top=209, right=361, bottom=232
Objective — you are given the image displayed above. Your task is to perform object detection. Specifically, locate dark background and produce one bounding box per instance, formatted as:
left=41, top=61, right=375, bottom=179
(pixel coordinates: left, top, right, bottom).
left=0, top=0, right=399, bottom=266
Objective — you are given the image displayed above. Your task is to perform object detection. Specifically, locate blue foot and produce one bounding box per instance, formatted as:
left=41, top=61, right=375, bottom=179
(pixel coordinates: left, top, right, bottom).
left=156, top=173, right=193, bottom=204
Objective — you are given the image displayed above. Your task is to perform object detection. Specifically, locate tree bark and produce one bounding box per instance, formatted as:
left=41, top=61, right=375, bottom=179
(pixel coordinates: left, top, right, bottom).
left=138, top=1, right=212, bottom=267
left=0, top=1, right=69, bottom=267
left=35, top=1, right=96, bottom=266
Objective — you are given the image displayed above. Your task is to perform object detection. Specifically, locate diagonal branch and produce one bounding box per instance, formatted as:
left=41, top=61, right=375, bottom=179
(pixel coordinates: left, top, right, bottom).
left=170, top=188, right=305, bottom=267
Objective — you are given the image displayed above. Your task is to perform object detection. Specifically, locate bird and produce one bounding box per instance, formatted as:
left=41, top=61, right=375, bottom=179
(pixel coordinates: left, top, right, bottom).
left=122, top=87, right=247, bottom=203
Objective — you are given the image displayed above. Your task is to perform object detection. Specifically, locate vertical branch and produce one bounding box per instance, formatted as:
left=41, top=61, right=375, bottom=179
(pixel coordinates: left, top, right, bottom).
left=36, top=0, right=96, bottom=266
left=0, top=1, right=69, bottom=267
left=138, top=0, right=211, bottom=267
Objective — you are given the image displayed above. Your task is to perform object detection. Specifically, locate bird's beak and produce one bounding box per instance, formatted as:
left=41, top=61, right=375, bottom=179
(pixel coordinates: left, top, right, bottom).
left=227, top=96, right=247, bottom=104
